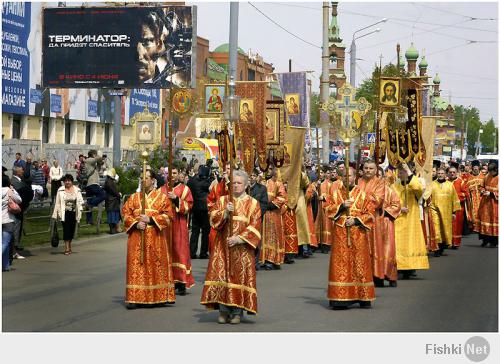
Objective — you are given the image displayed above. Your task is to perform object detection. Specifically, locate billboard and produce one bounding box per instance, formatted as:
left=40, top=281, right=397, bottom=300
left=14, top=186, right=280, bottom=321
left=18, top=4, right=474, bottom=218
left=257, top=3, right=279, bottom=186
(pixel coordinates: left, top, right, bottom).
left=42, top=5, right=193, bottom=88
left=2, top=2, right=31, bottom=114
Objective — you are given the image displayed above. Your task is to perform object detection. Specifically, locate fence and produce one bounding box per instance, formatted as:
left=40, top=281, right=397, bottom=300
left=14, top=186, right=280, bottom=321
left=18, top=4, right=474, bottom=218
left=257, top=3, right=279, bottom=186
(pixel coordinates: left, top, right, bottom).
left=22, top=193, right=132, bottom=245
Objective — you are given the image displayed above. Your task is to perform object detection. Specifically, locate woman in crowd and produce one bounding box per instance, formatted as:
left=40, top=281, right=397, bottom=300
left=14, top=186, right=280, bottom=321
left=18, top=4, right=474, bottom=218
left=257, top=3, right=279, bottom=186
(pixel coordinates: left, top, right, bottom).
left=2, top=174, right=22, bottom=271
left=52, top=174, right=84, bottom=255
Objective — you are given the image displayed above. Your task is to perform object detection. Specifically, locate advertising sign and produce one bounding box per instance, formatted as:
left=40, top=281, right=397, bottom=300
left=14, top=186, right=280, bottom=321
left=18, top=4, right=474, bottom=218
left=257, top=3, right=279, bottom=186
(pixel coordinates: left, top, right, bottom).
left=42, top=5, right=193, bottom=88
left=2, top=2, right=31, bottom=114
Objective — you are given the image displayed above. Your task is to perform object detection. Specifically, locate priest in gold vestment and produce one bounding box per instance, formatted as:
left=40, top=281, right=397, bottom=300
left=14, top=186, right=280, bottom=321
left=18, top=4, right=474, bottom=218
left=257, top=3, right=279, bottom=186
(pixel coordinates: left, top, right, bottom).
left=430, top=168, right=461, bottom=255
left=122, top=169, right=175, bottom=308
left=393, top=163, right=429, bottom=279
left=201, top=170, right=262, bottom=324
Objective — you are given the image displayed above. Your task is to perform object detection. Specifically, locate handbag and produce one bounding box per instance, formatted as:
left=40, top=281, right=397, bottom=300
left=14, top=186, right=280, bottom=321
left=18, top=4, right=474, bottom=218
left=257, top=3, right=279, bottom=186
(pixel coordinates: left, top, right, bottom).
left=51, top=223, right=60, bottom=248
left=7, top=190, right=21, bottom=214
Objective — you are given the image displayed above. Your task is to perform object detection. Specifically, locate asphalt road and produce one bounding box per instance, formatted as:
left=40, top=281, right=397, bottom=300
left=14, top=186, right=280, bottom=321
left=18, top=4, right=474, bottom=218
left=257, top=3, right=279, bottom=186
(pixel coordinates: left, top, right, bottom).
left=2, top=233, right=497, bottom=332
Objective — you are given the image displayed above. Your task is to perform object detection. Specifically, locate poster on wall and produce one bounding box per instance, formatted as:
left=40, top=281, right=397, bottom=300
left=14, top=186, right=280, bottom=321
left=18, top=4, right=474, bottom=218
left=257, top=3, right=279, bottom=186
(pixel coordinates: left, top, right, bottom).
left=42, top=5, right=193, bottom=89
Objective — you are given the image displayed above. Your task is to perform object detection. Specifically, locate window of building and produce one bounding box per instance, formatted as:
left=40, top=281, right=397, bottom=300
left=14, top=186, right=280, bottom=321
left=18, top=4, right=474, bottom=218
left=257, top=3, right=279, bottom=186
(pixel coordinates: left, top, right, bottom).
left=330, top=54, right=338, bottom=69
left=64, top=119, right=71, bottom=144
left=240, top=70, right=243, bottom=81
left=85, top=122, right=91, bottom=144
left=204, top=59, right=208, bottom=76
left=42, top=117, right=49, bottom=143
left=12, top=114, right=21, bottom=139
left=104, top=124, right=110, bottom=147
left=248, top=69, right=255, bottom=81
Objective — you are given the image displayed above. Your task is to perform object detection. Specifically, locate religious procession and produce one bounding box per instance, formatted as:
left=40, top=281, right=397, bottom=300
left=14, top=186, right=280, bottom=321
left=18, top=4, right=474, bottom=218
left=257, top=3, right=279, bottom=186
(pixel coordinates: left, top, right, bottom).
left=2, top=1, right=498, bottom=337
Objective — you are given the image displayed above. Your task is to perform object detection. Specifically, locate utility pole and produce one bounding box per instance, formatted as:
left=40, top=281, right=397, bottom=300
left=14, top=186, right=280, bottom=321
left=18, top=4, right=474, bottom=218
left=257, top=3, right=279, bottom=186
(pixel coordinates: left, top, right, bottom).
left=460, top=113, right=465, bottom=161
left=320, top=2, right=330, bottom=164
left=229, top=2, right=239, bottom=81
left=289, top=59, right=292, bottom=72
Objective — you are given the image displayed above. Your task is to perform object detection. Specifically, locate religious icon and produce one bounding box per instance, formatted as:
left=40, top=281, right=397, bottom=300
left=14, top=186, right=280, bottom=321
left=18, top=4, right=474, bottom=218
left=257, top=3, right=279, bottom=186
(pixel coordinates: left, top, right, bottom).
left=285, top=93, right=300, bottom=115
left=172, top=89, right=193, bottom=115
left=283, top=143, right=292, bottom=166
left=137, top=121, right=154, bottom=143
left=379, top=78, right=401, bottom=107
left=265, top=110, right=279, bottom=145
left=239, top=98, right=255, bottom=123
left=205, top=85, right=225, bottom=114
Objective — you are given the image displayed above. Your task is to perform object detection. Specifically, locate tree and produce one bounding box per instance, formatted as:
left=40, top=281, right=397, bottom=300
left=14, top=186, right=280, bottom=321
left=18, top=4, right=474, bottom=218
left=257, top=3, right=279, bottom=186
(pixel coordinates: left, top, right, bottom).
left=453, top=105, right=497, bottom=156
left=310, top=92, right=320, bottom=127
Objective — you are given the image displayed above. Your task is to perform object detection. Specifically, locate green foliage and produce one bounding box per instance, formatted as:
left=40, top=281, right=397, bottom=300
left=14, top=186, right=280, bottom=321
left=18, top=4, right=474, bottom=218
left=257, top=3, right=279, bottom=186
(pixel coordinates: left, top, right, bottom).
left=115, top=166, right=140, bottom=196
left=356, top=63, right=400, bottom=108
left=310, top=92, right=320, bottom=127
left=481, top=118, right=498, bottom=154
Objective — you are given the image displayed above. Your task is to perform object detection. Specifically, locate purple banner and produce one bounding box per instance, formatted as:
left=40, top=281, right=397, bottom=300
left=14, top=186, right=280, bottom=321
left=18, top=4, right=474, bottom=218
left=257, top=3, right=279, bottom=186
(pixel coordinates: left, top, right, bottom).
left=276, top=72, right=309, bottom=127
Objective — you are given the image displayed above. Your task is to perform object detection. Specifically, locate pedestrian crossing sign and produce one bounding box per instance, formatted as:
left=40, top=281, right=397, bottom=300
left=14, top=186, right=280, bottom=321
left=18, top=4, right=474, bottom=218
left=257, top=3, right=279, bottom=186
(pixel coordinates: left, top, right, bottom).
left=367, top=133, right=376, bottom=144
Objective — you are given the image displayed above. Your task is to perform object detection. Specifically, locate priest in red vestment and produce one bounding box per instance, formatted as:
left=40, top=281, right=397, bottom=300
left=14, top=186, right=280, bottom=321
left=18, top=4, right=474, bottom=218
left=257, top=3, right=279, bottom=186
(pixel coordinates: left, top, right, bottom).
left=260, top=164, right=287, bottom=270
left=476, top=160, right=498, bottom=248
left=161, top=168, right=195, bottom=295
left=122, top=169, right=175, bottom=308
left=207, top=162, right=230, bottom=254
left=201, top=170, right=262, bottom=324
left=448, top=164, right=469, bottom=249
left=356, top=159, right=385, bottom=287
left=324, top=165, right=376, bottom=309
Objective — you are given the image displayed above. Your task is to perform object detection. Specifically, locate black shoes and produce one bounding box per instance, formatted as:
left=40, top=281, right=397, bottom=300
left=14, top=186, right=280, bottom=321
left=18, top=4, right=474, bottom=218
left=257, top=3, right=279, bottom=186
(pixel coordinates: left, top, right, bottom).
left=373, top=278, right=385, bottom=288
left=199, top=254, right=209, bottom=259
left=359, top=301, right=372, bottom=309
left=389, top=280, right=397, bottom=287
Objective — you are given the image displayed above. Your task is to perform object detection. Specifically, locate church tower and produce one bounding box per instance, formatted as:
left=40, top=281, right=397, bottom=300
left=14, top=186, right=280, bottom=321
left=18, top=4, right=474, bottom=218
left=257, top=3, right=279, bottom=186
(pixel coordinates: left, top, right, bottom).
left=328, top=2, right=346, bottom=95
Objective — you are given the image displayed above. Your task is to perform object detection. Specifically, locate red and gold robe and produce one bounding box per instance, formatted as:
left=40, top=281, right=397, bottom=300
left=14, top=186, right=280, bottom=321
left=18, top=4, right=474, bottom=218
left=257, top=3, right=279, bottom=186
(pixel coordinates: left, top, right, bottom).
left=122, top=189, right=175, bottom=304
left=476, top=174, right=498, bottom=237
left=315, top=179, right=334, bottom=246
left=324, top=184, right=376, bottom=303
left=422, top=192, right=438, bottom=252
left=201, top=194, right=262, bottom=314
left=161, top=183, right=195, bottom=289
left=466, top=174, right=484, bottom=231
left=283, top=204, right=299, bottom=254
left=451, top=177, right=469, bottom=247
left=305, top=182, right=318, bottom=248
left=357, top=177, right=385, bottom=278
left=260, top=179, right=287, bottom=265
left=207, top=179, right=229, bottom=254
left=379, top=183, right=401, bottom=281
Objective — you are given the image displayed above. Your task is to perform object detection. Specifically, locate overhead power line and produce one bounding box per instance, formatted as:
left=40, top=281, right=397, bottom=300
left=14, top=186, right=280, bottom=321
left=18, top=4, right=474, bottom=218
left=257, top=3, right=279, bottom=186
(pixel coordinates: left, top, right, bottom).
left=412, top=2, right=497, bottom=21
left=247, top=2, right=321, bottom=50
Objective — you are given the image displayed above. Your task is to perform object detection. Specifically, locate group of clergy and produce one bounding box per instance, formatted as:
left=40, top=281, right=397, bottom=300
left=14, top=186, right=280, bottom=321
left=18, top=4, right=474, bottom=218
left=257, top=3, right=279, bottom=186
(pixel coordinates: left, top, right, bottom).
left=119, top=155, right=498, bottom=323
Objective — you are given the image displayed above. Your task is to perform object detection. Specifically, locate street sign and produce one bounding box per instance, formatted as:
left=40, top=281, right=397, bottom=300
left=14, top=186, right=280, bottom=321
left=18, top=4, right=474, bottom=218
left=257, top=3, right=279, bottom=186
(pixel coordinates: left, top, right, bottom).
left=366, top=132, right=376, bottom=144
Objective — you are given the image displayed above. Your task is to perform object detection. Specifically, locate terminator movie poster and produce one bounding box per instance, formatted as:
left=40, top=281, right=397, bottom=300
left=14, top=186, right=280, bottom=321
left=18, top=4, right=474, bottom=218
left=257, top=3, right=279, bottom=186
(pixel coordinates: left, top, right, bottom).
left=42, top=6, right=193, bottom=88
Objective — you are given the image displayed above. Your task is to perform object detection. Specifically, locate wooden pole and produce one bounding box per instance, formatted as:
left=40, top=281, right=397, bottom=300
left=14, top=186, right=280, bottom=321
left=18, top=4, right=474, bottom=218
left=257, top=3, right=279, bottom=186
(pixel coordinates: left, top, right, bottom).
left=140, top=150, right=149, bottom=264
left=375, top=55, right=383, bottom=168
left=344, top=138, right=351, bottom=247
left=168, top=98, right=174, bottom=259
left=316, top=127, right=321, bottom=175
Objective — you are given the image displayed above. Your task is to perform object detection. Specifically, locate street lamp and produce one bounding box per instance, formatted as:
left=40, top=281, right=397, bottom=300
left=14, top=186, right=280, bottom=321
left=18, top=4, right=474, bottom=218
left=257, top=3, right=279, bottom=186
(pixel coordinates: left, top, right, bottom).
left=349, top=18, right=387, bottom=88
left=475, top=128, right=483, bottom=157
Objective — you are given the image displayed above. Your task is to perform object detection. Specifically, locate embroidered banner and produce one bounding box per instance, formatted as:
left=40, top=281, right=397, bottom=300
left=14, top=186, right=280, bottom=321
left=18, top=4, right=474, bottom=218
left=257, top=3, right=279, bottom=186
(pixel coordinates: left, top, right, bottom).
left=235, top=81, right=269, bottom=170
left=279, top=126, right=306, bottom=209
left=276, top=72, right=309, bottom=128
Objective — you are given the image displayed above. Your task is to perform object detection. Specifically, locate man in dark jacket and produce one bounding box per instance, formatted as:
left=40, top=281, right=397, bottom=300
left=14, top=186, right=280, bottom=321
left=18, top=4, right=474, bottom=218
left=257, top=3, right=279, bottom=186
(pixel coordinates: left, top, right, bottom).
left=187, top=165, right=211, bottom=259
left=249, top=168, right=268, bottom=270
left=11, top=167, right=33, bottom=256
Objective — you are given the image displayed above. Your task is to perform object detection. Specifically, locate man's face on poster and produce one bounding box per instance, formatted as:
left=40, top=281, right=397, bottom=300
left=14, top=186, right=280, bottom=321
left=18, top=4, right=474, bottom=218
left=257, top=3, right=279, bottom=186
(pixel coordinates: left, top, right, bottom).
left=136, top=23, right=161, bottom=82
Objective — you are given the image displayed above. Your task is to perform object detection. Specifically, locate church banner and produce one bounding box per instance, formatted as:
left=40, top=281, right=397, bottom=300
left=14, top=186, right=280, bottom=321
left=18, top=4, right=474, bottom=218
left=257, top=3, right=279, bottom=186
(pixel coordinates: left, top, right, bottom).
left=235, top=81, right=269, bottom=171
left=279, top=126, right=306, bottom=209
left=276, top=72, right=309, bottom=128
left=416, top=116, right=438, bottom=196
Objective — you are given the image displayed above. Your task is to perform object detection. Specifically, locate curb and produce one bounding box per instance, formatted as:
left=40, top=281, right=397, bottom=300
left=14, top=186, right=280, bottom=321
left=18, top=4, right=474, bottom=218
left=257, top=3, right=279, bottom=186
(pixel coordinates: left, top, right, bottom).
left=23, top=231, right=126, bottom=253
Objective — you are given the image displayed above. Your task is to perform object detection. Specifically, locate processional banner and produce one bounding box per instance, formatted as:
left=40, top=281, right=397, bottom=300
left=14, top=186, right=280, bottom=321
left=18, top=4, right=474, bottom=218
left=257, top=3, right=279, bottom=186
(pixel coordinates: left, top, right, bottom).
left=276, top=72, right=309, bottom=129
left=235, top=81, right=269, bottom=173
left=279, top=126, right=306, bottom=209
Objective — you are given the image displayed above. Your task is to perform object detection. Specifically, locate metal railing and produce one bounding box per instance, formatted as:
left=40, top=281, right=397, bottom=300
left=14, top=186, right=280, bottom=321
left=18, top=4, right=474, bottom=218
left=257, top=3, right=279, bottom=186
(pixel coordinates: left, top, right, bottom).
left=21, top=192, right=132, bottom=243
